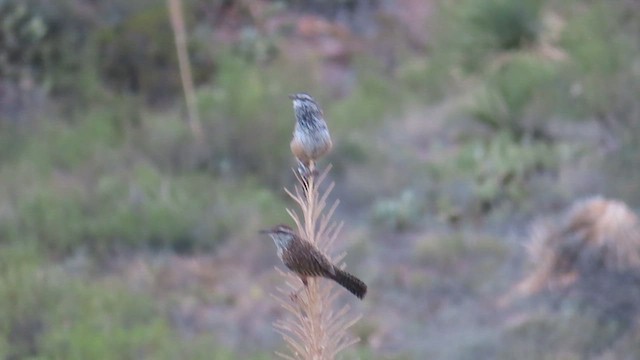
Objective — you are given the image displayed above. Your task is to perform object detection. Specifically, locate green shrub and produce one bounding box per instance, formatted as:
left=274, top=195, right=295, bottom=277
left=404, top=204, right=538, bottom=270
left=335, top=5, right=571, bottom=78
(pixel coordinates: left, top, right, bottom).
left=0, top=243, right=251, bottom=359
left=15, top=186, right=88, bottom=254
left=371, top=189, right=423, bottom=231
left=1, top=130, right=287, bottom=257
left=439, top=131, right=560, bottom=213
left=27, top=106, right=127, bottom=171
left=0, top=0, right=100, bottom=99
left=7, top=167, right=285, bottom=256
left=0, top=0, right=215, bottom=104
left=0, top=97, right=291, bottom=256
left=0, top=0, right=48, bottom=80
left=560, top=4, right=629, bottom=77
left=469, top=53, right=559, bottom=138
left=466, top=0, right=543, bottom=51
left=329, top=59, right=403, bottom=134
left=558, top=3, right=640, bottom=128
left=42, top=281, right=174, bottom=359
left=429, top=0, right=545, bottom=77
left=94, top=1, right=214, bottom=99
left=0, top=244, right=58, bottom=359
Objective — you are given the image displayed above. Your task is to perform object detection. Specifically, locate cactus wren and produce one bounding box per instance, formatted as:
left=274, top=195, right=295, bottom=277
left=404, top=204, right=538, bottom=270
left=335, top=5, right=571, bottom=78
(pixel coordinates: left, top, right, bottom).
left=260, top=224, right=367, bottom=299
left=289, top=93, right=333, bottom=177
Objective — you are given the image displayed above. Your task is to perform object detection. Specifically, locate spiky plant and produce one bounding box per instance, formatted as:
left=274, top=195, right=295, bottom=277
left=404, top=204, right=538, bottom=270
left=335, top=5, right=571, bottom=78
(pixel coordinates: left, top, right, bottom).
left=272, top=165, right=362, bottom=359
left=510, top=196, right=640, bottom=299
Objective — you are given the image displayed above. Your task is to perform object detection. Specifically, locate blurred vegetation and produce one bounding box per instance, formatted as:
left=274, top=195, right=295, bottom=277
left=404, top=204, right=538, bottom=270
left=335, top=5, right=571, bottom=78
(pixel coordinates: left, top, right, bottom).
left=0, top=0, right=48, bottom=80
left=418, top=0, right=640, bottom=219
left=469, top=53, right=559, bottom=140
left=424, top=0, right=544, bottom=93
left=0, top=244, right=270, bottom=359
left=497, top=308, right=638, bottom=360
left=1, top=0, right=639, bottom=357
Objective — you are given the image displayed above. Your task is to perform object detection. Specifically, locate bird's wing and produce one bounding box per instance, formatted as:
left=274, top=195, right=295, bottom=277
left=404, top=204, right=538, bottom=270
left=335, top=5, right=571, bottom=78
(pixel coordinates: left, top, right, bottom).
left=284, top=239, right=335, bottom=277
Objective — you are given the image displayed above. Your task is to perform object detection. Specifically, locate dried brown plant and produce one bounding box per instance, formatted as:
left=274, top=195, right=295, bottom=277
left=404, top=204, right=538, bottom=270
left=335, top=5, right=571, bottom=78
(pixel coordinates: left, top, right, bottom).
left=167, top=0, right=203, bottom=143
left=272, top=165, right=362, bottom=359
left=511, top=196, right=640, bottom=299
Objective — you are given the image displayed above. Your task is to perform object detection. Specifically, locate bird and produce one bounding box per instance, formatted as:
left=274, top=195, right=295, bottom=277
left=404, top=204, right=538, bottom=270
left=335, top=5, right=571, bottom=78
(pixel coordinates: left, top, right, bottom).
left=288, top=93, right=333, bottom=177
left=260, top=224, right=367, bottom=300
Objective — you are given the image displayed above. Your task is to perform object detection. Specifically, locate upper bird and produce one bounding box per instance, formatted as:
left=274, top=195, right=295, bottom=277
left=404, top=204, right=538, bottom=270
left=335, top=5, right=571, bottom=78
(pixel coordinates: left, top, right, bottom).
left=289, top=93, right=333, bottom=177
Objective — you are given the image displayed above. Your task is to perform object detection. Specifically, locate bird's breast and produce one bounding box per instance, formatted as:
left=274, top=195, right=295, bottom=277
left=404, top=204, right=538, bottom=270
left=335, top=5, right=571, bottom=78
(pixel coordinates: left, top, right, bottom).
left=292, top=127, right=332, bottom=159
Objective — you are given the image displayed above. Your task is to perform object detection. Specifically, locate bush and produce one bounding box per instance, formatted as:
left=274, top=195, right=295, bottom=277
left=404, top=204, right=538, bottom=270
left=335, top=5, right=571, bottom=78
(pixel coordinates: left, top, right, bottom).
left=371, top=189, right=423, bottom=231
left=428, top=0, right=545, bottom=77
left=0, top=243, right=254, bottom=359
left=515, top=196, right=640, bottom=299
left=466, top=0, right=543, bottom=51
left=0, top=0, right=48, bottom=81
left=6, top=167, right=285, bottom=256
left=0, top=244, right=57, bottom=359
left=0, top=105, right=288, bottom=257
left=438, top=131, right=560, bottom=215
left=558, top=3, right=640, bottom=131
left=94, top=1, right=214, bottom=100
left=0, top=0, right=216, bottom=104
left=469, top=53, right=559, bottom=139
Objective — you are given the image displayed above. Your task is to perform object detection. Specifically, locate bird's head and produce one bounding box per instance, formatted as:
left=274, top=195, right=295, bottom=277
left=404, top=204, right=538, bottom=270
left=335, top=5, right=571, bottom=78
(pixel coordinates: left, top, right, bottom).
left=288, top=93, right=323, bottom=123
left=288, top=93, right=315, bottom=103
left=260, top=224, right=296, bottom=251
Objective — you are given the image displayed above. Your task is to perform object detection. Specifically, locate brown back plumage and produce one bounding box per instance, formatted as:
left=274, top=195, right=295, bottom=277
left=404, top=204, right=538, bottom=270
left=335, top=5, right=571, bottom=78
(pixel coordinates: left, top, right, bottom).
left=282, top=237, right=335, bottom=278
left=262, top=224, right=368, bottom=299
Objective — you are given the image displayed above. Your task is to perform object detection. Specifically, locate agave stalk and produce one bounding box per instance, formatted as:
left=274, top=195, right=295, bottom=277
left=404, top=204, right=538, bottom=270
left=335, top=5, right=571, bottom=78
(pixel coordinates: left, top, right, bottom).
left=272, top=165, right=362, bottom=359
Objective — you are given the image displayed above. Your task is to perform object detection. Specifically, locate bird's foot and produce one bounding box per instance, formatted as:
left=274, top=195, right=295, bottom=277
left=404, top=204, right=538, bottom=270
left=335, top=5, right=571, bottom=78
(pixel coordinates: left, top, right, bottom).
left=289, top=282, right=306, bottom=302
left=296, top=163, right=318, bottom=179
left=296, top=165, right=313, bottom=179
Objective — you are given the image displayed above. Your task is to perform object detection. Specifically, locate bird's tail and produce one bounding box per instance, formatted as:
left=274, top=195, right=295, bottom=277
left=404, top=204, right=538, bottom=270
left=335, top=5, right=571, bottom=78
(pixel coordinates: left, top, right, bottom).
left=330, top=268, right=367, bottom=299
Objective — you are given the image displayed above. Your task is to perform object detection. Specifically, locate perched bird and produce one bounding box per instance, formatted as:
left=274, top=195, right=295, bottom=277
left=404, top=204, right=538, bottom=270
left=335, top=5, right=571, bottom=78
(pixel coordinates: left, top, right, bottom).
left=261, top=224, right=367, bottom=299
left=289, top=93, right=333, bottom=177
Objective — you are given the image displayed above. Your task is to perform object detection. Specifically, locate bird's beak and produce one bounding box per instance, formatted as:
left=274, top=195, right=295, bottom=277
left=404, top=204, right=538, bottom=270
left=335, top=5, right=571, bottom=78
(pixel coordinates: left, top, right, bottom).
left=259, top=229, right=271, bottom=234
left=288, top=94, right=296, bottom=100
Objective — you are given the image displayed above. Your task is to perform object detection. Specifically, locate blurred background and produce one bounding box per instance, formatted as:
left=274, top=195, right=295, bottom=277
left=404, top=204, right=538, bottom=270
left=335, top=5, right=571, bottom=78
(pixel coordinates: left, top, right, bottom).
left=1, top=0, right=639, bottom=358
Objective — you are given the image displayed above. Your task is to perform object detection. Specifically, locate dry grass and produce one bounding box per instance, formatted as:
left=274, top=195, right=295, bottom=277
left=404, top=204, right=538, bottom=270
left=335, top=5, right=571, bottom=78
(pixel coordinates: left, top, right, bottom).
left=167, top=0, right=203, bottom=143
left=272, top=165, right=362, bottom=359
left=514, top=196, right=640, bottom=298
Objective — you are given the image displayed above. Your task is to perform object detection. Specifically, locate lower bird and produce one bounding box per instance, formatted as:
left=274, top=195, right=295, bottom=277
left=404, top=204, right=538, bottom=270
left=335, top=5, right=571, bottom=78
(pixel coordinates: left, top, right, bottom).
left=260, top=224, right=367, bottom=300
